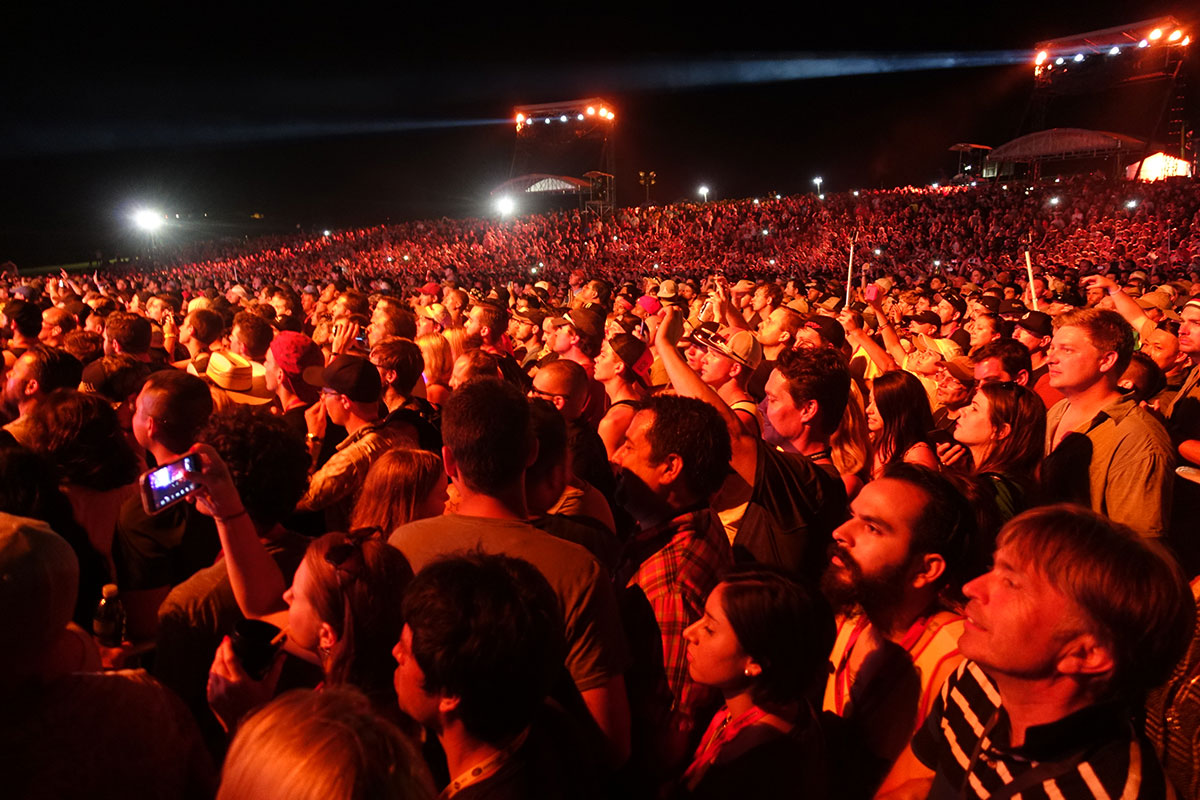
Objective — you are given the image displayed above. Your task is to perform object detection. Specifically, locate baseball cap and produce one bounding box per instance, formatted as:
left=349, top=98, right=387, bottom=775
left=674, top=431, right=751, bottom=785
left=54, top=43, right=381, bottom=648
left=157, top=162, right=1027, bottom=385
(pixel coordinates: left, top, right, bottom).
left=941, top=294, right=967, bottom=316
left=940, top=357, right=976, bottom=386
left=420, top=282, right=441, bottom=296
left=998, top=299, right=1027, bottom=316
left=609, top=334, right=653, bottom=388
left=904, top=311, right=941, bottom=327
left=657, top=280, right=679, bottom=300
left=803, top=315, right=846, bottom=349
left=564, top=307, right=605, bottom=344
left=706, top=330, right=763, bottom=370
left=0, top=513, right=79, bottom=670
left=323, top=355, right=382, bottom=404
left=269, top=331, right=325, bottom=404
left=635, top=295, right=662, bottom=316
left=512, top=307, right=548, bottom=327
left=1014, top=310, right=1053, bottom=339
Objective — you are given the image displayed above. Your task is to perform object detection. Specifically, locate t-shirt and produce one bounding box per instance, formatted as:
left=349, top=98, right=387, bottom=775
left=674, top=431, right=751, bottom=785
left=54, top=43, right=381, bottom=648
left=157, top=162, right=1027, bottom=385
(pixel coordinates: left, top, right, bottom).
left=740, top=441, right=848, bottom=585
left=388, top=515, right=629, bottom=693
left=112, top=494, right=219, bottom=591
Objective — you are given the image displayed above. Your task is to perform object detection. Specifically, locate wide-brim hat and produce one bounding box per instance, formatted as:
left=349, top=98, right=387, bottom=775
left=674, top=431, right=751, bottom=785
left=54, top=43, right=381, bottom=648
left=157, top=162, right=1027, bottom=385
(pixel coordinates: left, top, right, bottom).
left=203, top=351, right=274, bottom=405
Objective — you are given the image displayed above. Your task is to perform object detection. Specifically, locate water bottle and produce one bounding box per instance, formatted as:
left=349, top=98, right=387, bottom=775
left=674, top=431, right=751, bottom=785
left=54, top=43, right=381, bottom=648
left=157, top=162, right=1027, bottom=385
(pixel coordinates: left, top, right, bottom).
left=93, top=583, right=125, bottom=648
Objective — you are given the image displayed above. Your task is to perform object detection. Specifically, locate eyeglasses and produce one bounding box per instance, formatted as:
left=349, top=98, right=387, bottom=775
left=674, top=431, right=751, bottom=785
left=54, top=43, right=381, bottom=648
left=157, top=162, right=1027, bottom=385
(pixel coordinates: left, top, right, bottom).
left=528, top=387, right=568, bottom=401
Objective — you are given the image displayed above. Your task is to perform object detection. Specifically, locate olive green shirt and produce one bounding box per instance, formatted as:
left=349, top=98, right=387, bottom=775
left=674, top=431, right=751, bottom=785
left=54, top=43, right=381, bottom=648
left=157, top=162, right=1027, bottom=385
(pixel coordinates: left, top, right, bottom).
left=1043, top=394, right=1174, bottom=538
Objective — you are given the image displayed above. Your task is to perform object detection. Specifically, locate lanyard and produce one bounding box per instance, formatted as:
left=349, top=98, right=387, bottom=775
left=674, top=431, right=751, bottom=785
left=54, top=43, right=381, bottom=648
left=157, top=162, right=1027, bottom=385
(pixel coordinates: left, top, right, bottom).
left=683, top=705, right=770, bottom=784
left=832, top=614, right=946, bottom=715
left=440, top=727, right=529, bottom=799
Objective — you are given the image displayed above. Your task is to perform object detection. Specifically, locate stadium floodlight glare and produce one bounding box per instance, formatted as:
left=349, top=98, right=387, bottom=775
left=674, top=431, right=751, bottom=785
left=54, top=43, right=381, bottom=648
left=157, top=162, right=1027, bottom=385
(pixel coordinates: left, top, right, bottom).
left=323, top=230, right=331, bottom=237
left=933, top=260, right=941, bottom=267
left=1050, top=197, right=1060, bottom=205
left=586, top=106, right=596, bottom=116
left=133, top=209, right=165, bottom=232
left=931, top=182, right=939, bottom=189
left=1149, top=28, right=1163, bottom=40
left=1139, top=39, right=1149, bottom=48
left=853, top=190, right=860, bottom=196
left=1035, top=50, right=1048, bottom=65
left=762, top=229, right=769, bottom=236
left=1109, top=46, right=1120, bottom=55
left=818, top=194, right=825, bottom=200
left=577, top=114, right=584, bottom=121
left=1055, top=57, right=1065, bottom=65
left=698, top=185, right=709, bottom=202
left=1126, top=200, right=1138, bottom=209
left=1168, top=29, right=1182, bottom=42
left=516, top=113, right=525, bottom=123
left=1073, top=53, right=1084, bottom=62
left=559, top=115, right=567, bottom=122
left=812, top=176, right=823, bottom=193
left=874, top=248, right=882, bottom=256
left=496, top=196, right=516, bottom=216
left=1184, top=36, right=1191, bottom=46
left=753, top=198, right=760, bottom=205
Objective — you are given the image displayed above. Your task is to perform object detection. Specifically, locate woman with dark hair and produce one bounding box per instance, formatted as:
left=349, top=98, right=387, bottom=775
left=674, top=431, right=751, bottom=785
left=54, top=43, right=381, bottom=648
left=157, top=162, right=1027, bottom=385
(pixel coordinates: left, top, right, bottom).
left=25, top=388, right=141, bottom=578
left=676, top=568, right=834, bottom=799
left=946, top=381, right=1047, bottom=573
left=190, top=444, right=415, bottom=732
left=866, top=371, right=938, bottom=478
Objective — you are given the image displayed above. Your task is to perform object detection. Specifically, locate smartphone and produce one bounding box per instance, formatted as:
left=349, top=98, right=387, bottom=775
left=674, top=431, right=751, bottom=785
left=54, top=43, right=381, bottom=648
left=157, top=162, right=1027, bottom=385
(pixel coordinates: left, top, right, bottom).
left=139, top=454, right=201, bottom=515
left=864, top=285, right=881, bottom=303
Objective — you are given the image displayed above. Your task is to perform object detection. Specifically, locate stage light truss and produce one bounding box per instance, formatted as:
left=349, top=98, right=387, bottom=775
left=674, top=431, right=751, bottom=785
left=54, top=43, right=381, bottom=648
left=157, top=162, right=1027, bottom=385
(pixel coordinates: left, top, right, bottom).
left=514, top=98, right=616, bottom=133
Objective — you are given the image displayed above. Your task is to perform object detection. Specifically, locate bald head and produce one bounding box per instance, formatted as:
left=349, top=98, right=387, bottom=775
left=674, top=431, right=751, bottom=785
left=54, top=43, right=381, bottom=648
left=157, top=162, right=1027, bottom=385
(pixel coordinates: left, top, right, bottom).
left=533, top=359, right=589, bottom=420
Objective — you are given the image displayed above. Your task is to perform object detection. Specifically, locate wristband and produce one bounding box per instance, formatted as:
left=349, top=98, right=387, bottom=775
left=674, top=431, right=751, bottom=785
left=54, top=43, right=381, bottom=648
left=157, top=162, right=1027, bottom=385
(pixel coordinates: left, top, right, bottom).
left=216, top=508, right=249, bottom=524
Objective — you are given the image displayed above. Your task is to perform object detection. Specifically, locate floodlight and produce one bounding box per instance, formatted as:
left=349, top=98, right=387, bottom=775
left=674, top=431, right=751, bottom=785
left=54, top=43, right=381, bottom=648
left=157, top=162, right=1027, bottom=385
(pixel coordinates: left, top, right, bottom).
left=496, top=196, right=516, bottom=216
left=586, top=106, right=596, bottom=115
left=853, top=190, right=860, bottom=196
left=599, top=107, right=608, bottom=117
left=970, top=182, right=977, bottom=187
left=698, top=185, right=709, bottom=200
left=323, top=230, right=331, bottom=237
left=1109, top=46, right=1120, bottom=55
left=1126, top=200, right=1138, bottom=209
left=769, top=259, right=776, bottom=265
left=559, top=115, right=567, bottom=122
left=1169, top=30, right=1182, bottom=42
left=132, top=209, right=165, bottom=231
left=1050, top=197, right=1060, bottom=205
left=762, top=229, right=769, bottom=236
left=818, top=194, right=825, bottom=200
left=753, top=198, right=760, bottom=205
left=1073, top=53, right=1084, bottom=62
left=1150, top=28, right=1163, bottom=40
left=1055, top=57, right=1065, bottom=65
left=516, top=113, right=525, bottom=123
left=544, top=118, right=550, bottom=124
left=934, top=260, right=941, bottom=267
left=1184, top=36, right=1191, bottom=46
left=874, top=249, right=882, bottom=256
left=577, top=114, right=584, bottom=121
left=1035, top=50, right=1048, bottom=65
left=1139, top=39, right=1149, bottom=48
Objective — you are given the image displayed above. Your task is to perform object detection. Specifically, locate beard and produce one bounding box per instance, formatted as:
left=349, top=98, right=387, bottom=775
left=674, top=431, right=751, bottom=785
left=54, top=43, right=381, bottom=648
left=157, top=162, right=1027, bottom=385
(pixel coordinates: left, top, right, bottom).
left=819, top=542, right=911, bottom=616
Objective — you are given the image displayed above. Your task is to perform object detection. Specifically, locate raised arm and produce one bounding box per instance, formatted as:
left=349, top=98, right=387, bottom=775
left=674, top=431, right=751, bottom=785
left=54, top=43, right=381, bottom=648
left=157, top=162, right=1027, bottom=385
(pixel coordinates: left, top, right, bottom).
left=841, top=309, right=898, bottom=373
left=185, top=444, right=288, bottom=619
left=655, top=306, right=758, bottom=483
left=1082, top=275, right=1154, bottom=338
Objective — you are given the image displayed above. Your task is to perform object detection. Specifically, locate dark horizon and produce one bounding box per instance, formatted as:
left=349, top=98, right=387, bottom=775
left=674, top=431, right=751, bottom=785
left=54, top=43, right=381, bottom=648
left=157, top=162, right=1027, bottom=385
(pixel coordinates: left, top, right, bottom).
left=2, top=2, right=1195, bottom=268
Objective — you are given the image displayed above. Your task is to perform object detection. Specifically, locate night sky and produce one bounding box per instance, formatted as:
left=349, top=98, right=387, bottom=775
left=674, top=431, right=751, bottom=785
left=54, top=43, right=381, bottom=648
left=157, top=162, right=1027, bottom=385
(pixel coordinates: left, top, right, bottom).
left=2, top=2, right=1195, bottom=267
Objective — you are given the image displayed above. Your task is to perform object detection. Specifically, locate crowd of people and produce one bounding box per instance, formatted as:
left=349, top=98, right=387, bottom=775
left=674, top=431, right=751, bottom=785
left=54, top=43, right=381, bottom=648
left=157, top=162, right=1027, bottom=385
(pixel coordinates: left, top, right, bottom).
left=2, top=173, right=1200, bottom=799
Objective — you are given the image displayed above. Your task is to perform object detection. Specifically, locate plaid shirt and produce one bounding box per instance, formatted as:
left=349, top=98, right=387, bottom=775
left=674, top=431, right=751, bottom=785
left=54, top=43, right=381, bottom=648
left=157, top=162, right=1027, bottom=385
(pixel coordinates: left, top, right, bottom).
left=617, top=506, right=732, bottom=718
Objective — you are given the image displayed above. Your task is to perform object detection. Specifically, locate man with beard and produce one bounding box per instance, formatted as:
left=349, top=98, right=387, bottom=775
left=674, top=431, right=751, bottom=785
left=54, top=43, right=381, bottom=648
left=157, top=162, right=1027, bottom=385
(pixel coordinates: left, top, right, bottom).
left=821, top=464, right=974, bottom=799
left=3, top=345, right=83, bottom=446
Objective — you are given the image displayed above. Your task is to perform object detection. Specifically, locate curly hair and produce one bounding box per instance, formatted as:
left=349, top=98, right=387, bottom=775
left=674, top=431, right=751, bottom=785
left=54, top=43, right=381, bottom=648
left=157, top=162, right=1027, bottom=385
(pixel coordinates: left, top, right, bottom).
left=641, top=394, right=732, bottom=501
left=197, top=405, right=310, bottom=529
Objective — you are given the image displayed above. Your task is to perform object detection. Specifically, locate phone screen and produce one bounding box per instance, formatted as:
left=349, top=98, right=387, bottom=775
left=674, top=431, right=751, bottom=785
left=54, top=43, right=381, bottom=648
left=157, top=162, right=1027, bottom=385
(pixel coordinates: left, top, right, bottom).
left=141, top=454, right=201, bottom=514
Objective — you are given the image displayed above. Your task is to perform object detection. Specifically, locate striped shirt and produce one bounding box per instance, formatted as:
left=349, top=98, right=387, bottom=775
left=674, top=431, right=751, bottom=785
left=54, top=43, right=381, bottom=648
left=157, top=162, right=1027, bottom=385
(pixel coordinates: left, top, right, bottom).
left=912, top=661, right=1173, bottom=800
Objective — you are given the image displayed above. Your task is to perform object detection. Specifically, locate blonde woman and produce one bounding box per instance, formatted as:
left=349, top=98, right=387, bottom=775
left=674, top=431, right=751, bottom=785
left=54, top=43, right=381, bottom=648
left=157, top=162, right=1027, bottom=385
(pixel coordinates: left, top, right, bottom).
left=218, top=688, right=433, bottom=800
left=415, top=333, right=452, bottom=409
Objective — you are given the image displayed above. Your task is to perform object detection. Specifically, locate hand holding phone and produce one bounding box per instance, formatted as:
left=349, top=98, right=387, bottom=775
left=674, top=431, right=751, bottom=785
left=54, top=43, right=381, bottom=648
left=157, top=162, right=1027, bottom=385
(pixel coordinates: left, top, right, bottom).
left=139, top=454, right=202, bottom=515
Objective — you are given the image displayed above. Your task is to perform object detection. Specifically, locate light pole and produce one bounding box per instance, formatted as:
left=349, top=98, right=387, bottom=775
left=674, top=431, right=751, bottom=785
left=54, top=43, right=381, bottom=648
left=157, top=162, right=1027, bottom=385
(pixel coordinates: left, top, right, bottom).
left=638, top=171, right=657, bottom=205
left=813, top=176, right=823, bottom=195
left=699, top=185, right=709, bottom=203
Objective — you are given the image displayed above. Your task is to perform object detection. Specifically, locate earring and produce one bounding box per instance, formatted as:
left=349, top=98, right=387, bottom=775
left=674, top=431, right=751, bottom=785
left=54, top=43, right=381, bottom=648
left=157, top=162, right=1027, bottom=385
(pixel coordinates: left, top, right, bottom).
left=744, top=667, right=753, bottom=677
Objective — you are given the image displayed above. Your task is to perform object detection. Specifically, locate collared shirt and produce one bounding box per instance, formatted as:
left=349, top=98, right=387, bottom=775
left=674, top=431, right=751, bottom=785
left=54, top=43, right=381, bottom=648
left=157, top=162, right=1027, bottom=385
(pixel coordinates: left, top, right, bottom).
left=1042, top=395, right=1174, bottom=537
left=617, top=507, right=732, bottom=718
left=913, top=661, right=1172, bottom=800
left=296, top=417, right=416, bottom=530
left=1168, top=362, right=1200, bottom=446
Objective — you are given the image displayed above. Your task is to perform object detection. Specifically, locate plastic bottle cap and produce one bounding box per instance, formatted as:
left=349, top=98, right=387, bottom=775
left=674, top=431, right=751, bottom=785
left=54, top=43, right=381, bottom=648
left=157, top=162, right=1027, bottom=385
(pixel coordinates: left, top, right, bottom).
left=102, top=583, right=119, bottom=599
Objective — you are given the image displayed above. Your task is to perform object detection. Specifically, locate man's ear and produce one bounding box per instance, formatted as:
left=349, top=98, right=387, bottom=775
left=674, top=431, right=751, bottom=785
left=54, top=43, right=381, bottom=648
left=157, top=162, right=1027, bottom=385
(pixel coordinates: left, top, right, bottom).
left=777, top=330, right=791, bottom=346
left=798, top=398, right=820, bottom=425
left=442, top=445, right=460, bottom=482
left=24, top=378, right=39, bottom=398
left=1097, top=350, right=1120, bottom=375
left=911, top=553, right=946, bottom=590
left=1056, top=633, right=1115, bottom=681
left=659, top=452, right=684, bottom=486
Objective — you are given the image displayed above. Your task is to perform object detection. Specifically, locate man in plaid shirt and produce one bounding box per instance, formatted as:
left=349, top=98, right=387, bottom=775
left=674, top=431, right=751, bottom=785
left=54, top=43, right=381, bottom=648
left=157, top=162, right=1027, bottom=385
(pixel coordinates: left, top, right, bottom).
left=613, top=394, right=733, bottom=767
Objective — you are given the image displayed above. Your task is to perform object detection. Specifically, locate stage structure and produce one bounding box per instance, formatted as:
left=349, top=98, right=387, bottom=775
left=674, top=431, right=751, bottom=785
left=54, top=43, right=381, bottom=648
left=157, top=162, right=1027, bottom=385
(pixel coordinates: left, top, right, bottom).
left=506, top=98, right=617, bottom=216
left=1010, top=16, right=1194, bottom=178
